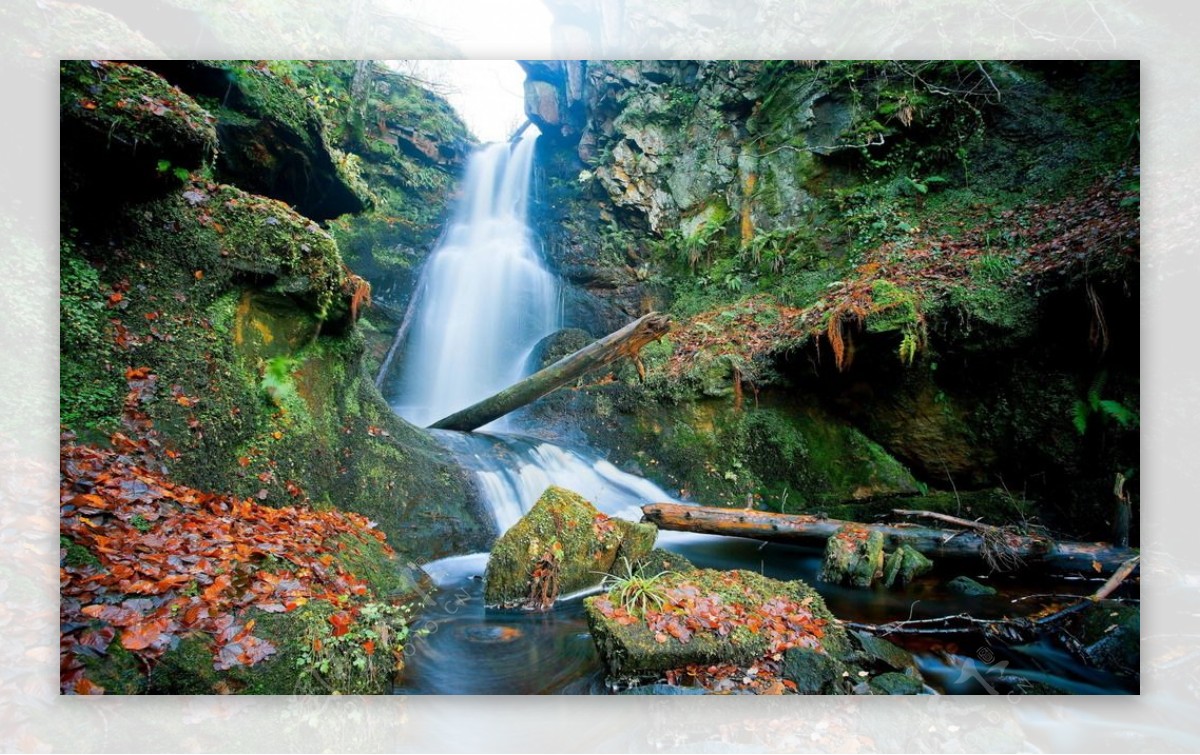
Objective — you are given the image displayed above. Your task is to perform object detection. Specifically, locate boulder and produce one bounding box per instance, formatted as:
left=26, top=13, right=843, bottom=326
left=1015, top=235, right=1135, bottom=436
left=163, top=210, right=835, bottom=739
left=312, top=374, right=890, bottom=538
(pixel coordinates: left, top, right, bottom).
left=868, top=672, right=926, bottom=695
left=820, top=525, right=885, bottom=588
left=1069, top=600, right=1139, bottom=678
left=781, top=647, right=851, bottom=694
left=586, top=568, right=850, bottom=684
left=484, top=487, right=657, bottom=608
left=60, top=60, right=217, bottom=198
left=882, top=544, right=933, bottom=588
left=947, top=576, right=998, bottom=596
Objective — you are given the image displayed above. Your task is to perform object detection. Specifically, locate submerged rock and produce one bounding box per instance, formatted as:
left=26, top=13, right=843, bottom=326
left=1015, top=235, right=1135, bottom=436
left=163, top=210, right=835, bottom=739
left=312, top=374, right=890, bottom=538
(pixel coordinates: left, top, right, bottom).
left=820, top=525, right=885, bottom=588
left=947, top=576, right=998, bottom=596
left=484, top=486, right=657, bottom=608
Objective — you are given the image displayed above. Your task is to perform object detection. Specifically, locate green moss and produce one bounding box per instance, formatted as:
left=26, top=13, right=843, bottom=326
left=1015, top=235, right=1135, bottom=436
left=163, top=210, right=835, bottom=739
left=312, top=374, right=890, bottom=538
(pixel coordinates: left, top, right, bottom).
left=60, top=535, right=101, bottom=568
left=881, top=544, right=932, bottom=588
left=60, top=60, right=217, bottom=169
left=865, top=279, right=921, bottom=334
left=484, top=486, right=657, bottom=607
left=585, top=568, right=848, bottom=682
left=81, top=642, right=146, bottom=694
left=820, top=526, right=885, bottom=588
left=59, top=240, right=123, bottom=436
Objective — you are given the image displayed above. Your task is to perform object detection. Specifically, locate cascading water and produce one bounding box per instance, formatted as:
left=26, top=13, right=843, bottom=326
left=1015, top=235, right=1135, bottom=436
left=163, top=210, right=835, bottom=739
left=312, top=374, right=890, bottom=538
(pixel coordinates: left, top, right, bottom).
left=389, top=134, right=679, bottom=532
left=392, top=136, right=558, bottom=431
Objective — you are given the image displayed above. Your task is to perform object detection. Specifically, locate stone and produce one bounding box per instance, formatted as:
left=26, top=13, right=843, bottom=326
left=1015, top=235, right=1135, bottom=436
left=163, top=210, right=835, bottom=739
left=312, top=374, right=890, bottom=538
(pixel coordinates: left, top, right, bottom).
left=882, top=545, right=933, bottom=588
left=820, top=525, right=885, bottom=588
left=484, top=486, right=657, bottom=608
left=868, top=671, right=926, bottom=695
left=782, top=647, right=850, bottom=694
left=849, top=630, right=920, bottom=675
left=586, top=568, right=850, bottom=684
left=947, top=576, right=998, bottom=596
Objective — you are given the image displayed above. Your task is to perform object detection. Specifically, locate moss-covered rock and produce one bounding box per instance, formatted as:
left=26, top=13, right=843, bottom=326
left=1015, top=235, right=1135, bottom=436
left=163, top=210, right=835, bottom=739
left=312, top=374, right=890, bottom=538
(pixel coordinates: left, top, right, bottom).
left=946, top=575, right=998, bottom=596
left=881, top=544, right=933, bottom=588
left=484, top=487, right=657, bottom=608
left=820, top=525, right=885, bottom=588
left=1070, top=600, right=1139, bottom=678
left=868, top=671, right=925, bottom=695
left=848, top=630, right=920, bottom=676
left=781, top=647, right=851, bottom=694
left=585, top=568, right=849, bottom=685
left=60, top=60, right=217, bottom=201
left=139, top=60, right=368, bottom=221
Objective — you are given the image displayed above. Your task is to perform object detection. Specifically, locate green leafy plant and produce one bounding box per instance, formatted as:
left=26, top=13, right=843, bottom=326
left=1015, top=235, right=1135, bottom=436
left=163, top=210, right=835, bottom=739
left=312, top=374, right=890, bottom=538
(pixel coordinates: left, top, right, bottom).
left=600, top=558, right=671, bottom=617
left=293, top=600, right=418, bottom=694
left=155, top=158, right=191, bottom=182
left=1072, top=371, right=1138, bottom=435
left=261, top=356, right=300, bottom=407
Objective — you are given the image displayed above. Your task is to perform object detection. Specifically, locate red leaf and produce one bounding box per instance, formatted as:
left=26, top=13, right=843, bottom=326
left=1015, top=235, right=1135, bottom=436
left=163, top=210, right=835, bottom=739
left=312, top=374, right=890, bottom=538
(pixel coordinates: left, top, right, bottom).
left=329, top=611, right=352, bottom=637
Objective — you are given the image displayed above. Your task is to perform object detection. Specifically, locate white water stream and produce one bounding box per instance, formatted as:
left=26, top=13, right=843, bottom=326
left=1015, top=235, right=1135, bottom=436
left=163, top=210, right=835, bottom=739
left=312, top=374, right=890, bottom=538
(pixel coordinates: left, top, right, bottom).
left=390, top=135, right=679, bottom=533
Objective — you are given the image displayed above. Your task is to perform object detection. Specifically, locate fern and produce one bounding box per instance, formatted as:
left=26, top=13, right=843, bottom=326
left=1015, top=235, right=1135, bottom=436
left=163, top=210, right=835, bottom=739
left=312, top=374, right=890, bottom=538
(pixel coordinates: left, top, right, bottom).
left=1073, top=371, right=1138, bottom=435
left=1097, top=399, right=1136, bottom=428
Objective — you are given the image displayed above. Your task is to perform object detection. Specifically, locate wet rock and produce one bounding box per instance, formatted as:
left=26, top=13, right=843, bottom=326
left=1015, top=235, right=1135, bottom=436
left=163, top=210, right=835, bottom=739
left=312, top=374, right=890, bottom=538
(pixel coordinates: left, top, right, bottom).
left=631, top=548, right=695, bottom=577
left=882, top=545, right=933, bottom=588
left=1071, top=600, right=1139, bottom=678
left=618, top=684, right=708, bottom=695
left=820, top=525, right=884, bottom=588
left=947, top=576, right=998, bottom=596
left=868, top=671, right=925, bottom=695
left=484, top=486, right=657, bottom=608
left=781, top=647, right=850, bottom=694
left=586, top=568, right=850, bottom=685
left=849, top=630, right=920, bottom=675
left=527, top=328, right=594, bottom=371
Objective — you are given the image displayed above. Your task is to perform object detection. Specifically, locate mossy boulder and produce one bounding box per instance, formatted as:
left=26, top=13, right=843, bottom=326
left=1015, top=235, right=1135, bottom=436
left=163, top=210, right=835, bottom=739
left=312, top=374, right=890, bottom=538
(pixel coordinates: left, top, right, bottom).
left=1069, top=600, right=1139, bottom=678
left=527, top=328, right=594, bottom=371
left=946, top=575, right=998, bottom=596
left=139, top=60, right=368, bottom=221
left=868, top=671, right=926, bottom=695
left=60, top=60, right=217, bottom=198
left=848, top=630, right=920, bottom=676
left=781, top=647, right=851, bottom=694
left=585, top=568, right=850, bottom=685
left=484, top=487, right=657, bottom=608
left=882, top=544, right=933, bottom=588
left=820, top=525, right=885, bottom=588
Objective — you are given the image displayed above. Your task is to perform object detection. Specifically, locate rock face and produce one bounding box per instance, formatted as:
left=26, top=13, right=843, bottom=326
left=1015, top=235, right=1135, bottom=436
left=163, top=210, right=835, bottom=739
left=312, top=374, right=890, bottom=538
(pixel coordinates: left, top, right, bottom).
left=522, top=59, right=1139, bottom=539
left=484, top=487, right=657, bottom=608
left=60, top=61, right=491, bottom=564
left=138, top=61, right=368, bottom=221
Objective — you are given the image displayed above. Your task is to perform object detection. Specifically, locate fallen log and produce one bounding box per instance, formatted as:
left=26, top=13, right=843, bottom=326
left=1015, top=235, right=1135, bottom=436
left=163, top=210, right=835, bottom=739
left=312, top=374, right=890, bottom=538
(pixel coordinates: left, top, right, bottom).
left=430, top=312, right=670, bottom=432
left=641, top=503, right=1139, bottom=576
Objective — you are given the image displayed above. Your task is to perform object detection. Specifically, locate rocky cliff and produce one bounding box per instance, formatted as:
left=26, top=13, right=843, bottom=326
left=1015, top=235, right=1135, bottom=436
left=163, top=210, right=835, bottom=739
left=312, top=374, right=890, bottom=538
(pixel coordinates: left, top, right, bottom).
left=523, top=60, right=1139, bottom=537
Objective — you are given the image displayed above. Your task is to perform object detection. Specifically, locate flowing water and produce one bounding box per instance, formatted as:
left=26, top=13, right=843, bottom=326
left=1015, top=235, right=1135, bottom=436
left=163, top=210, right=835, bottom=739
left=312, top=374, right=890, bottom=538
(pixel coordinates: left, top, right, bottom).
left=385, top=136, right=1129, bottom=695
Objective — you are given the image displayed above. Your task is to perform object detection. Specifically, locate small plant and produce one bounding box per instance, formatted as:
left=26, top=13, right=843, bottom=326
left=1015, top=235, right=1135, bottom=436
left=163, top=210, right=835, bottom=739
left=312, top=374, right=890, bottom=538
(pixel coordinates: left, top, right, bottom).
left=601, top=558, right=671, bottom=617
left=155, top=158, right=191, bottom=182
left=293, top=600, right=418, bottom=694
left=130, top=514, right=153, bottom=532
left=1072, top=370, right=1137, bottom=435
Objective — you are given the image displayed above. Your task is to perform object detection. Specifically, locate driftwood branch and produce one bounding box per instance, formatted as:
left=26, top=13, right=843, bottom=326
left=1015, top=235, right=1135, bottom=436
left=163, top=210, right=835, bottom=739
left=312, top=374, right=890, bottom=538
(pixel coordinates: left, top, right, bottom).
left=641, top=503, right=1139, bottom=576
left=429, top=313, right=670, bottom=432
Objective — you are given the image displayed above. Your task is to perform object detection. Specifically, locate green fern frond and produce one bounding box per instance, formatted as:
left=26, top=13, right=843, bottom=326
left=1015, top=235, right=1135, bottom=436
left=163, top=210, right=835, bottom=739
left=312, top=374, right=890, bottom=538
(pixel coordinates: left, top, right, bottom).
left=1097, top=399, right=1137, bottom=428
left=1072, top=399, right=1090, bottom=435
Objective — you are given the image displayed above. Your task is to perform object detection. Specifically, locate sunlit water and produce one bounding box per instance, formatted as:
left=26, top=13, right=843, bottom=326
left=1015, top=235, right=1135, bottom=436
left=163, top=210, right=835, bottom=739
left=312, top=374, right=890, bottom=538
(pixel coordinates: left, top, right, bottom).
left=385, top=137, right=1128, bottom=695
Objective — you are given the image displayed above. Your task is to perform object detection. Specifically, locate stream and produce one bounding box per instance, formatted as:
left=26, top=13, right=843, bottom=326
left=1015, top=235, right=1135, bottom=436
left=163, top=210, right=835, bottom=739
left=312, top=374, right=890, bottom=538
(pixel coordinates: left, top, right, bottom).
left=383, top=136, right=1132, bottom=695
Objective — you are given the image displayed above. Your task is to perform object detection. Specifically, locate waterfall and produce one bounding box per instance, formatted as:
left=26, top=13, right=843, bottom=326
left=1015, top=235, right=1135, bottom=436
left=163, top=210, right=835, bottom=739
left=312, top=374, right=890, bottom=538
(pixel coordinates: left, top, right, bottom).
left=392, top=136, right=559, bottom=430
left=390, top=135, right=678, bottom=533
